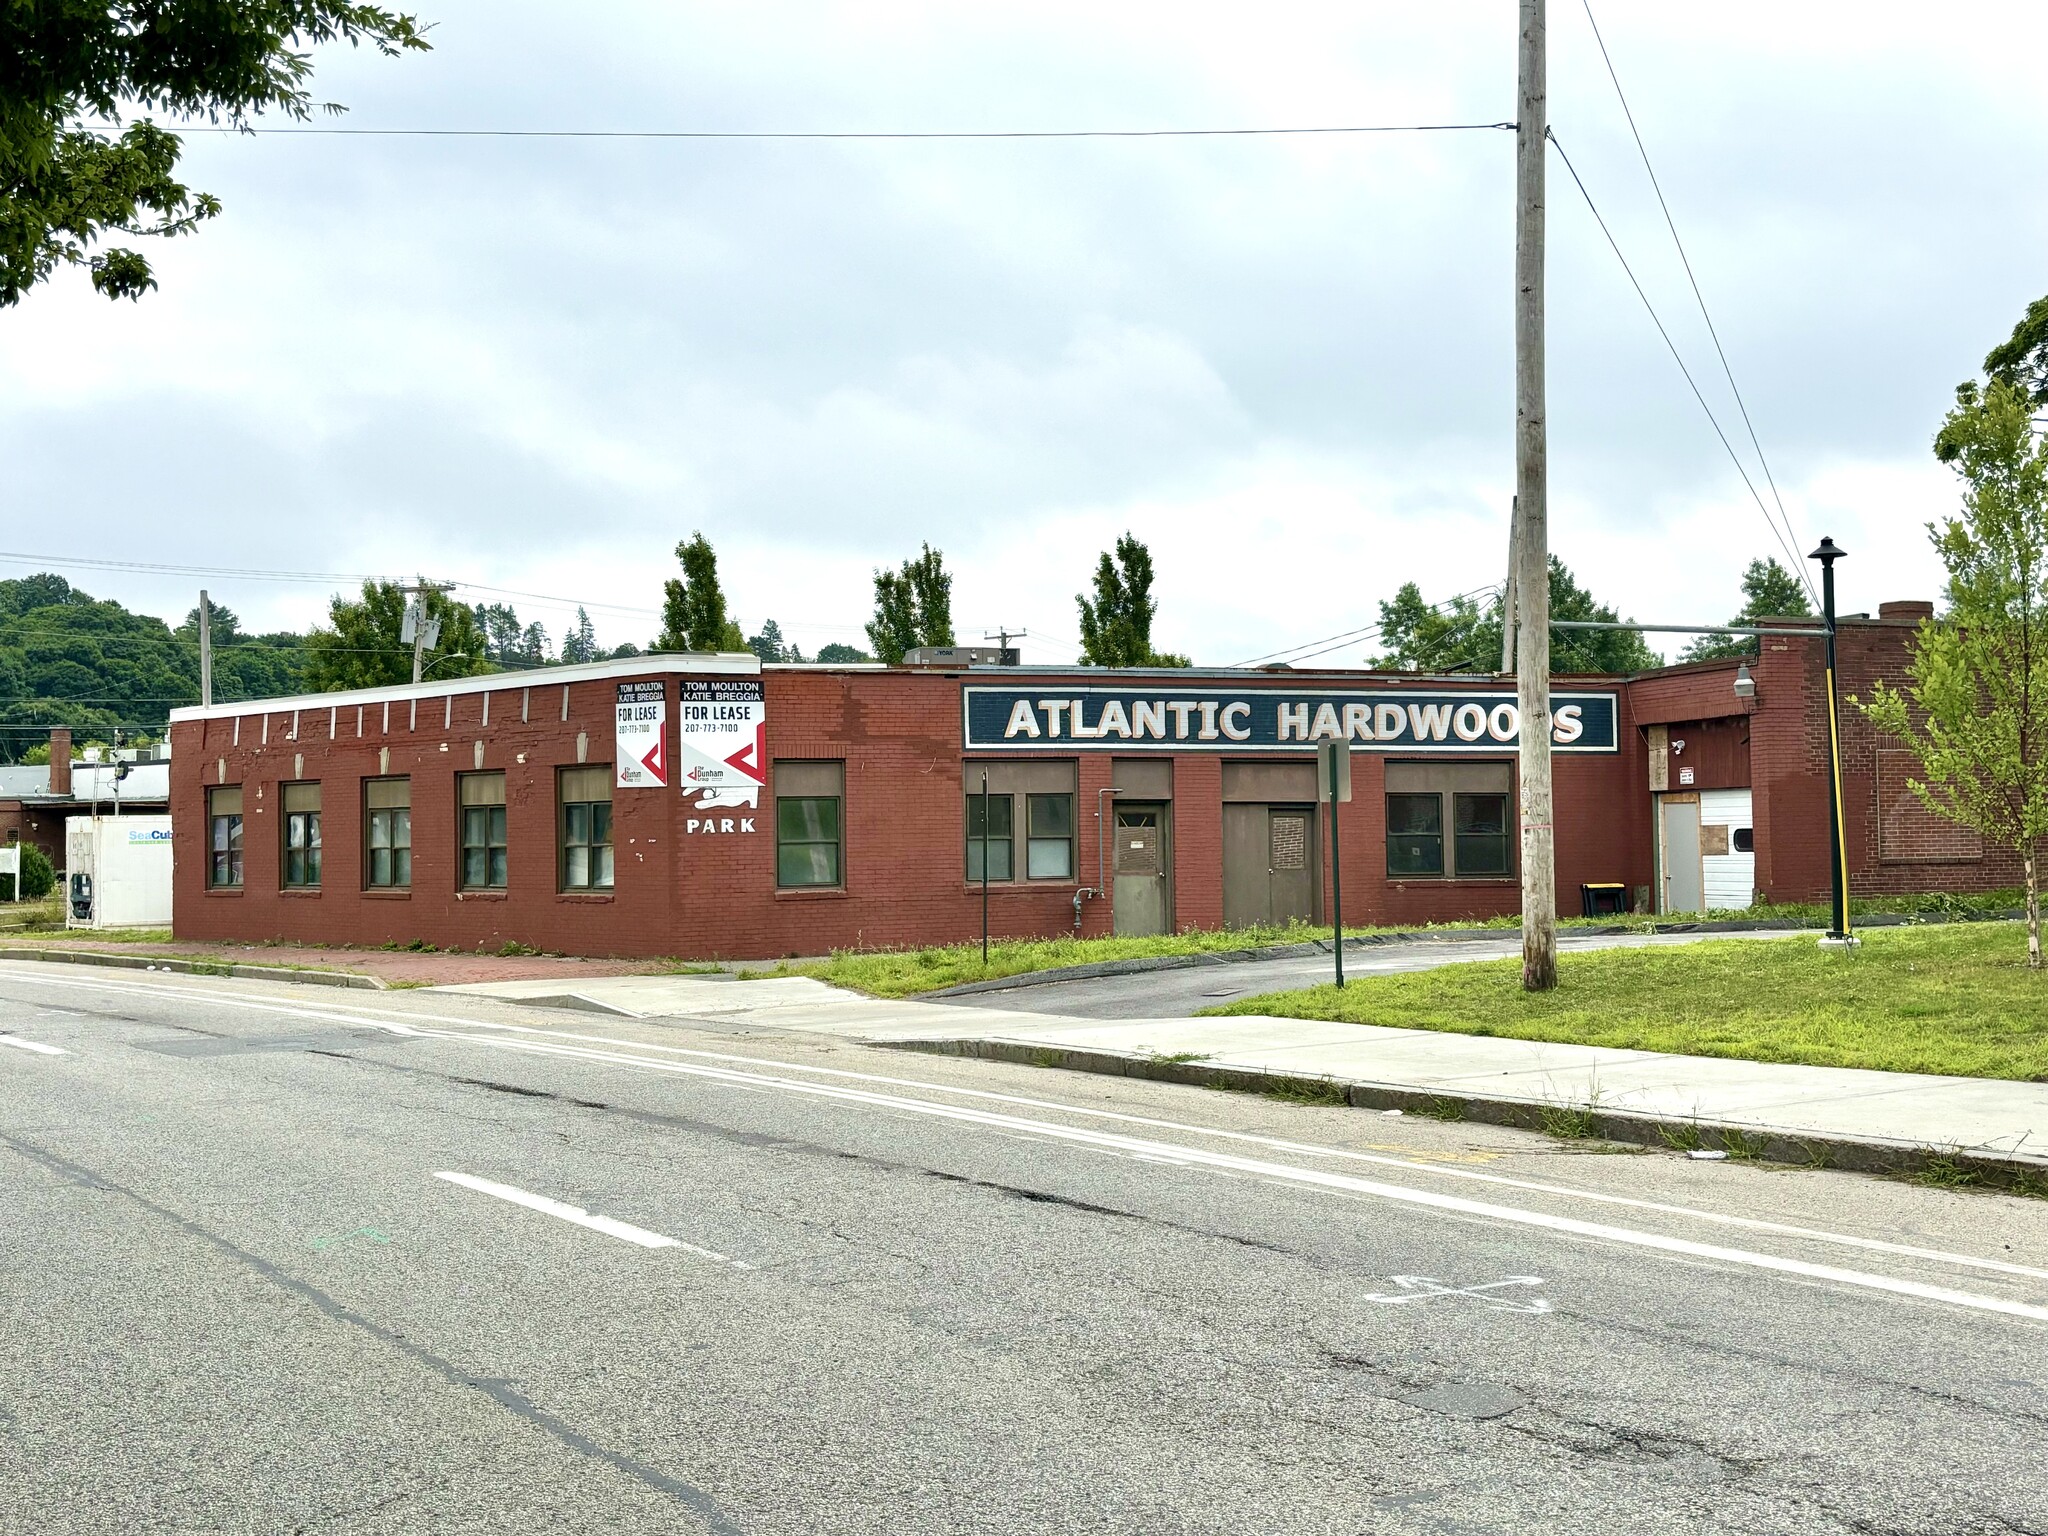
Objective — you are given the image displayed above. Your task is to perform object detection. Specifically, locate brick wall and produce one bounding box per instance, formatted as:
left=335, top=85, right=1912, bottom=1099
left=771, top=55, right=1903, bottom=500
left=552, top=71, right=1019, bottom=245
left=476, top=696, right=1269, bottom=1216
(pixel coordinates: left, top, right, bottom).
left=170, top=667, right=1652, bottom=959
left=1749, top=617, right=2039, bottom=901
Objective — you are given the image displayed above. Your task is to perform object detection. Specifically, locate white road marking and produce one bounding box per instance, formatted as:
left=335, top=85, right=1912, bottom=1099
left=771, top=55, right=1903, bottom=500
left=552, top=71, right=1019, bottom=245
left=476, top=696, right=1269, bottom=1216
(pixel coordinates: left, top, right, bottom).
left=8, top=965, right=2048, bottom=1320
left=0, top=1033, right=66, bottom=1055
left=1364, top=1275, right=1553, bottom=1314
left=433, top=1171, right=746, bottom=1263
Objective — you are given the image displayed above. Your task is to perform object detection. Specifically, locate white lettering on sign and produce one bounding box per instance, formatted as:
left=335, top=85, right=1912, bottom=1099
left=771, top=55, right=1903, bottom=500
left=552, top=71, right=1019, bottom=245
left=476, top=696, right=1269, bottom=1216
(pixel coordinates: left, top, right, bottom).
left=1553, top=704, right=1584, bottom=745
left=1408, top=702, right=1455, bottom=741
left=1006, top=699, right=1041, bottom=738
left=685, top=817, right=757, bottom=834
left=1220, top=702, right=1251, bottom=740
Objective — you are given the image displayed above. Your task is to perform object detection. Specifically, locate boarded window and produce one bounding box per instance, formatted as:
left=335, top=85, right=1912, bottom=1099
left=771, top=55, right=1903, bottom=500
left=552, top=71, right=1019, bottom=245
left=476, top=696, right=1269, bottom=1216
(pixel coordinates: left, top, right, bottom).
left=1878, top=750, right=1982, bottom=862
left=1271, top=813, right=1308, bottom=871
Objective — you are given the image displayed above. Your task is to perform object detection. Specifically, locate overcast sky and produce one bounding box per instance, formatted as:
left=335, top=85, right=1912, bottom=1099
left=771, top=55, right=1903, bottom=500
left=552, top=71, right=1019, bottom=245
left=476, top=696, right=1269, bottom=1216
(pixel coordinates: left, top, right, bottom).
left=3, top=1, right=2044, bottom=668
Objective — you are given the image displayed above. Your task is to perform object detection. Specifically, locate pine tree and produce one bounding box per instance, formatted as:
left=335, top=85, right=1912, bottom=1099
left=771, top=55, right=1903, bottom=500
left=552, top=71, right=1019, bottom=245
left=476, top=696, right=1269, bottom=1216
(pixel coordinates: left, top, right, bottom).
left=560, top=607, right=599, bottom=664
left=1681, top=558, right=1814, bottom=662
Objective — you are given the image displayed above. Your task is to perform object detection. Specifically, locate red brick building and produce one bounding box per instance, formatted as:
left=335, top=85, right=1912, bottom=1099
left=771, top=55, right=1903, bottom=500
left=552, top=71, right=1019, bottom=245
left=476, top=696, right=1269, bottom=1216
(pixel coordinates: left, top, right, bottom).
left=163, top=607, right=2027, bottom=960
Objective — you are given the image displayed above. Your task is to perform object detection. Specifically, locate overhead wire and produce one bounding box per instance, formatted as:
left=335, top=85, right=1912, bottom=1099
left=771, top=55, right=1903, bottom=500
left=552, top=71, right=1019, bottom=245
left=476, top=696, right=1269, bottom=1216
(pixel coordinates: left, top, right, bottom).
left=143, top=121, right=1518, bottom=142
left=1546, top=131, right=1816, bottom=593
left=1577, top=1, right=1818, bottom=608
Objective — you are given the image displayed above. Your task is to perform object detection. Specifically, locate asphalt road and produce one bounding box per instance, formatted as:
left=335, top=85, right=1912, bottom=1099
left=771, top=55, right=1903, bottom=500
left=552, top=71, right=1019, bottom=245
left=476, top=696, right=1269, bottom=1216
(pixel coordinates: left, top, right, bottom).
left=2, top=959, right=2045, bottom=1535
left=940, top=928, right=1809, bottom=1018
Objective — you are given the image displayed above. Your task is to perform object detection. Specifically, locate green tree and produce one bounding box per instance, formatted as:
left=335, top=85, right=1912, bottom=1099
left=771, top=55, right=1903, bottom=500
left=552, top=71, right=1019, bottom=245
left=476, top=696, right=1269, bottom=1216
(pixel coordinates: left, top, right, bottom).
left=747, top=619, right=806, bottom=664
left=654, top=533, right=746, bottom=652
left=1861, top=378, right=2048, bottom=969
left=1680, top=558, right=1815, bottom=662
left=1, top=3, right=429, bottom=306
left=865, top=544, right=955, bottom=665
left=1076, top=533, right=1189, bottom=668
left=1, top=844, right=54, bottom=901
left=560, top=607, right=599, bottom=664
left=1370, top=560, right=1659, bottom=674
left=1982, top=294, right=2048, bottom=409
left=815, top=642, right=871, bottom=664
left=303, top=580, right=487, bottom=691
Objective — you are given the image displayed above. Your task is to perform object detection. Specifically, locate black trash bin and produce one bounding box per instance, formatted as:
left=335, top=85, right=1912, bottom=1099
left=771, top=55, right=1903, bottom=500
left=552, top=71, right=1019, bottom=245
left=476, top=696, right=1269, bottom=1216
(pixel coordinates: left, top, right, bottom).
left=1580, top=882, right=1628, bottom=918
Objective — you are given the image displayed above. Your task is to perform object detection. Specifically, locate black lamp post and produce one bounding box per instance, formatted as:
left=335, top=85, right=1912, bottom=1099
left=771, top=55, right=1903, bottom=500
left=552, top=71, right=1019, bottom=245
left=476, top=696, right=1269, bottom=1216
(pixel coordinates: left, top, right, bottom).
left=1807, top=536, right=1856, bottom=947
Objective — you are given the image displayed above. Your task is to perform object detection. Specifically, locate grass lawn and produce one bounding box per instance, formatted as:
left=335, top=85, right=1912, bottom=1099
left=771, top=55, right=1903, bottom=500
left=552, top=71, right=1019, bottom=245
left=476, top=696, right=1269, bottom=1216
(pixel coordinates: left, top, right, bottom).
left=1203, top=923, right=2048, bottom=1081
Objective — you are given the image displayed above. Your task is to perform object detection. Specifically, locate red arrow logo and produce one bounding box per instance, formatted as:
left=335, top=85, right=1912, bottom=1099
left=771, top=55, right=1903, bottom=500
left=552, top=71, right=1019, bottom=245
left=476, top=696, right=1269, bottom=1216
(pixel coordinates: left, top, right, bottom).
left=642, top=730, right=667, bottom=786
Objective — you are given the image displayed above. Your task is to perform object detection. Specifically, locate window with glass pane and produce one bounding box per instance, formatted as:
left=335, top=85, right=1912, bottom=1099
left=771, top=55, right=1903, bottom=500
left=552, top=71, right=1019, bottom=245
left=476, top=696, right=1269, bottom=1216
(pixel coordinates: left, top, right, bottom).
left=964, top=793, right=1013, bottom=881
left=207, top=786, right=243, bottom=888
left=1025, top=793, right=1075, bottom=879
left=1386, top=793, right=1444, bottom=876
left=776, top=797, right=841, bottom=887
left=1453, top=793, right=1511, bottom=876
left=282, top=782, right=321, bottom=888
left=365, top=778, right=411, bottom=889
left=559, top=766, right=613, bottom=891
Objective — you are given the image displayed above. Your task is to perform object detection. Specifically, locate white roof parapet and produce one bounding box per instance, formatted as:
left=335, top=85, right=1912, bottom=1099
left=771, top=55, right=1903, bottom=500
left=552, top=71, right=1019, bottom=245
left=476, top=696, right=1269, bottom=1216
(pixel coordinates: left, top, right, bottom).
left=167, top=652, right=761, bottom=725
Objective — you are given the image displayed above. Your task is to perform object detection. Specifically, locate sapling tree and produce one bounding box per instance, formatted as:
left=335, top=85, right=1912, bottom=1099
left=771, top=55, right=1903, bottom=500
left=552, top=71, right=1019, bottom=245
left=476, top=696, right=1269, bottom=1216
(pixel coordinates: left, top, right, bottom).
left=1861, top=378, right=2048, bottom=968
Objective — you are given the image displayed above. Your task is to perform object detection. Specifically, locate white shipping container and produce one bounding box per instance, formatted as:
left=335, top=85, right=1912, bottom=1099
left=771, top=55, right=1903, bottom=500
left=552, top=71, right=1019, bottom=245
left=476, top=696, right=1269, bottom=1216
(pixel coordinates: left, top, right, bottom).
left=64, top=815, right=174, bottom=930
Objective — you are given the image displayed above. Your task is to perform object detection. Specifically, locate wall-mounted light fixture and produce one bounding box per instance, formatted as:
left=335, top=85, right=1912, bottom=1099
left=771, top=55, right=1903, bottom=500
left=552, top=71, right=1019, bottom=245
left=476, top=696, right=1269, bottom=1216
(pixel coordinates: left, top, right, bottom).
left=1733, top=663, right=1756, bottom=700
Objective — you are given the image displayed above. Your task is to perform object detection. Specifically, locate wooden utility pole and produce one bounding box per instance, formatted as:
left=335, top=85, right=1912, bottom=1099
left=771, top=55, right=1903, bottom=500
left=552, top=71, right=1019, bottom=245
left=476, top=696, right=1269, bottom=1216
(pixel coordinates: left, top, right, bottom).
left=197, top=589, right=214, bottom=708
left=1515, top=0, right=1558, bottom=990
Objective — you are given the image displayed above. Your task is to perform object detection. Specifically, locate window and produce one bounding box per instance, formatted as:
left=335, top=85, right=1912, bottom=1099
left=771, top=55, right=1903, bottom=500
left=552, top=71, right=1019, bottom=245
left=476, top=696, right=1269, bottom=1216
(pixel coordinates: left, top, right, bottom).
left=459, top=772, right=508, bottom=890
left=963, top=760, right=1076, bottom=883
left=207, top=786, right=243, bottom=889
left=1386, top=793, right=1443, bottom=876
left=365, top=777, right=411, bottom=889
left=1453, top=793, right=1511, bottom=876
left=965, top=792, right=1014, bottom=881
left=775, top=761, right=844, bottom=888
left=282, top=782, right=321, bottom=888
left=1026, top=793, right=1075, bottom=879
left=1732, top=826, right=1755, bottom=854
left=559, top=766, right=613, bottom=891
left=1385, top=761, right=1515, bottom=880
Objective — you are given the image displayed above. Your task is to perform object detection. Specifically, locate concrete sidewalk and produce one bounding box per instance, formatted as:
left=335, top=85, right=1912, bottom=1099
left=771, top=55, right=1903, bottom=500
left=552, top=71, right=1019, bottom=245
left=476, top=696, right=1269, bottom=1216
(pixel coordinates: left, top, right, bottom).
left=436, top=972, right=2048, bottom=1179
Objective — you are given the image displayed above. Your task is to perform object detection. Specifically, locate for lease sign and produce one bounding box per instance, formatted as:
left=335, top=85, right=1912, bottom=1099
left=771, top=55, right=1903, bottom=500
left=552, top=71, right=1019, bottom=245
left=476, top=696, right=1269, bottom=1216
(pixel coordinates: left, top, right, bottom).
left=615, top=681, right=668, bottom=788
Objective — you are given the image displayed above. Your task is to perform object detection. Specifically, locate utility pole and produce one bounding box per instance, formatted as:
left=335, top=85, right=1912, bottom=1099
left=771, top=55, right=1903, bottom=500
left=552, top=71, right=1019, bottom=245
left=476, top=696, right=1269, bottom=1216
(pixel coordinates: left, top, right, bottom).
left=401, top=582, right=447, bottom=685
left=1514, top=0, right=1558, bottom=991
left=197, top=589, right=214, bottom=708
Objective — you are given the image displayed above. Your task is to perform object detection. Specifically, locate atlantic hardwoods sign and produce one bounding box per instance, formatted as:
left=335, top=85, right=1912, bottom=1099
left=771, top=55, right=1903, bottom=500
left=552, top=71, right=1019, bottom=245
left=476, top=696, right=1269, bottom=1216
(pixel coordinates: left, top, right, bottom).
left=962, top=686, right=1619, bottom=754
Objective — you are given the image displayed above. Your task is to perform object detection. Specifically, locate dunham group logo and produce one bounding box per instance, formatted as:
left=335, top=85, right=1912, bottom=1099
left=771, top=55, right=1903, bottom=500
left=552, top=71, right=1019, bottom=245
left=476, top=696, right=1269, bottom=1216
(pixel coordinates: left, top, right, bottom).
left=677, top=679, right=768, bottom=818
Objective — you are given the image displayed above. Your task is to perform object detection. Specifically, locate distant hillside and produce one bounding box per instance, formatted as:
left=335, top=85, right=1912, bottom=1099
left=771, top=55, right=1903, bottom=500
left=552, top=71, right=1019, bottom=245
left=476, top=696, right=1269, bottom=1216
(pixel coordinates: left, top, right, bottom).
left=0, top=575, right=305, bottom=763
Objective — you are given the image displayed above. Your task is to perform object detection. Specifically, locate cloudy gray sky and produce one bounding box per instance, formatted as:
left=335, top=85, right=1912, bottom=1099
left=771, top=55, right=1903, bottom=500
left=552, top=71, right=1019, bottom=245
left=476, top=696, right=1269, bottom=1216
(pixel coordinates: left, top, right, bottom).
left=4, top=1, right=2044, bottom=667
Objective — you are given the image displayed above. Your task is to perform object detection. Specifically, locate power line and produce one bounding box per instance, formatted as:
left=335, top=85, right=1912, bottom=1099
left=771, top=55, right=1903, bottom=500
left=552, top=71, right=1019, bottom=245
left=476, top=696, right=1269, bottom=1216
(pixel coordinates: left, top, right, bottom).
left=1578, top=1, right=1818, bottom=608
left=1546, top=132, right=1816, bottom=592
left=146, top=121, right=1517, bottom=143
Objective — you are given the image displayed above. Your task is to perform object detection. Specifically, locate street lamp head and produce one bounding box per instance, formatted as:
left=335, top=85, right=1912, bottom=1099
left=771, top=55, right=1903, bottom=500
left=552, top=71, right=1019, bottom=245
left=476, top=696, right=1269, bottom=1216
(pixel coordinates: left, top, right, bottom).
left=1808, top=535, right=1846, bottom=566
left=1732, top=662, right=1756, bottom=700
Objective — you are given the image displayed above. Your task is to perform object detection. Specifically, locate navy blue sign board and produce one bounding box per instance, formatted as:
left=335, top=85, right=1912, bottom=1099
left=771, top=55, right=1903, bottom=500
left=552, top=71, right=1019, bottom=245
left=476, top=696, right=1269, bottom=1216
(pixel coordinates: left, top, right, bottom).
left=962, top=686, right=1619, bottom=754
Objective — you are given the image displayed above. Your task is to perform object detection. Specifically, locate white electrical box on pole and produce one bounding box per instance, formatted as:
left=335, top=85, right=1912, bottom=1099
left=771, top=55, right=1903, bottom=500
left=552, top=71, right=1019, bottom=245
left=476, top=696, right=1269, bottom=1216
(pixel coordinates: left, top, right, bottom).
left=1515, top=0, right=1558, bottom=991
left=197, top=589, right=214, bottom=709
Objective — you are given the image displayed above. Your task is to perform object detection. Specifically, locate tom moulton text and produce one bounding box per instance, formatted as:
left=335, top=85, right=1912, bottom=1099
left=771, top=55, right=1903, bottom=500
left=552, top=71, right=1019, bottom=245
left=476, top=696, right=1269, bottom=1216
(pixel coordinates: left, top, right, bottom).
left=961, top=686, right=1620, bottom=754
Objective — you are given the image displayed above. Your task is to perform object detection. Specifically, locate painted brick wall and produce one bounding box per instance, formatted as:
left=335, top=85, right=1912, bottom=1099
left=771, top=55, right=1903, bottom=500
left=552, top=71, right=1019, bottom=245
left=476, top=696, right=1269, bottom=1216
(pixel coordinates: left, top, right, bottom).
left=170, top=667, right=1650, bottom=959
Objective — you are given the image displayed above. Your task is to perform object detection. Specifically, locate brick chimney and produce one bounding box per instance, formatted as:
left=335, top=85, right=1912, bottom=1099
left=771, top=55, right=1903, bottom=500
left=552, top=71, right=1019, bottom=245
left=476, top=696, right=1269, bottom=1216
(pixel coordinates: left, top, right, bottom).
left=1877, top=600, right=1935, bottom=624
left=48, top=727, right=71, bottom=797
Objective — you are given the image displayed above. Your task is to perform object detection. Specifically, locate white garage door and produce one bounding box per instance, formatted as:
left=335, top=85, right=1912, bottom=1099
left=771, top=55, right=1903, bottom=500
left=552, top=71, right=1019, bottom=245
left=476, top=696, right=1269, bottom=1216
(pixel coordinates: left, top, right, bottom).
left=1699, top=789, right=1755, bottom=912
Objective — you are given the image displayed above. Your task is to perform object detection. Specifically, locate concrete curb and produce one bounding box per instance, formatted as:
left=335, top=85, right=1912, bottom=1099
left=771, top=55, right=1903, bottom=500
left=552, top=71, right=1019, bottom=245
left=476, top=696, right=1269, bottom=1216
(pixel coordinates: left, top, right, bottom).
left=913, top=909, right=2029, bottom=1000
left=0, top=947, right=386, bottom=990
left=886, top=1036, right=2048, bottom=1196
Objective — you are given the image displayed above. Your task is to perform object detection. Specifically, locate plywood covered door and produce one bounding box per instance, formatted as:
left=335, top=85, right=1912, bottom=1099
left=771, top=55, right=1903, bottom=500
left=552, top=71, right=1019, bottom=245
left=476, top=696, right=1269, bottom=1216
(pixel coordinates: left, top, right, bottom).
left=1660, top=796, right=1703, bottom=914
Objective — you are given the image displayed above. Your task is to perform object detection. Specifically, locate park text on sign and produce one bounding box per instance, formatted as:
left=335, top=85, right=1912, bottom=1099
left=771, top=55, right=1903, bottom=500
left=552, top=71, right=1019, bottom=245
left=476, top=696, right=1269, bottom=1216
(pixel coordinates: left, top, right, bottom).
left=962, top=687, right=1619, bottom=754
left=615, top=681, right=668, bottom=789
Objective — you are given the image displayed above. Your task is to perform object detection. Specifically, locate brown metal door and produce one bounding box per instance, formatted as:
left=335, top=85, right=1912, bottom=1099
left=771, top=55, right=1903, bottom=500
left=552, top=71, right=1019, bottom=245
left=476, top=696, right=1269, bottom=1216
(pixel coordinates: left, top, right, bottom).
left=1222, top=804, right=1268, bottom=929
left=1268, top=808, right=1316, bottom=927
left=1112, top=805, right=1170, bottom=936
